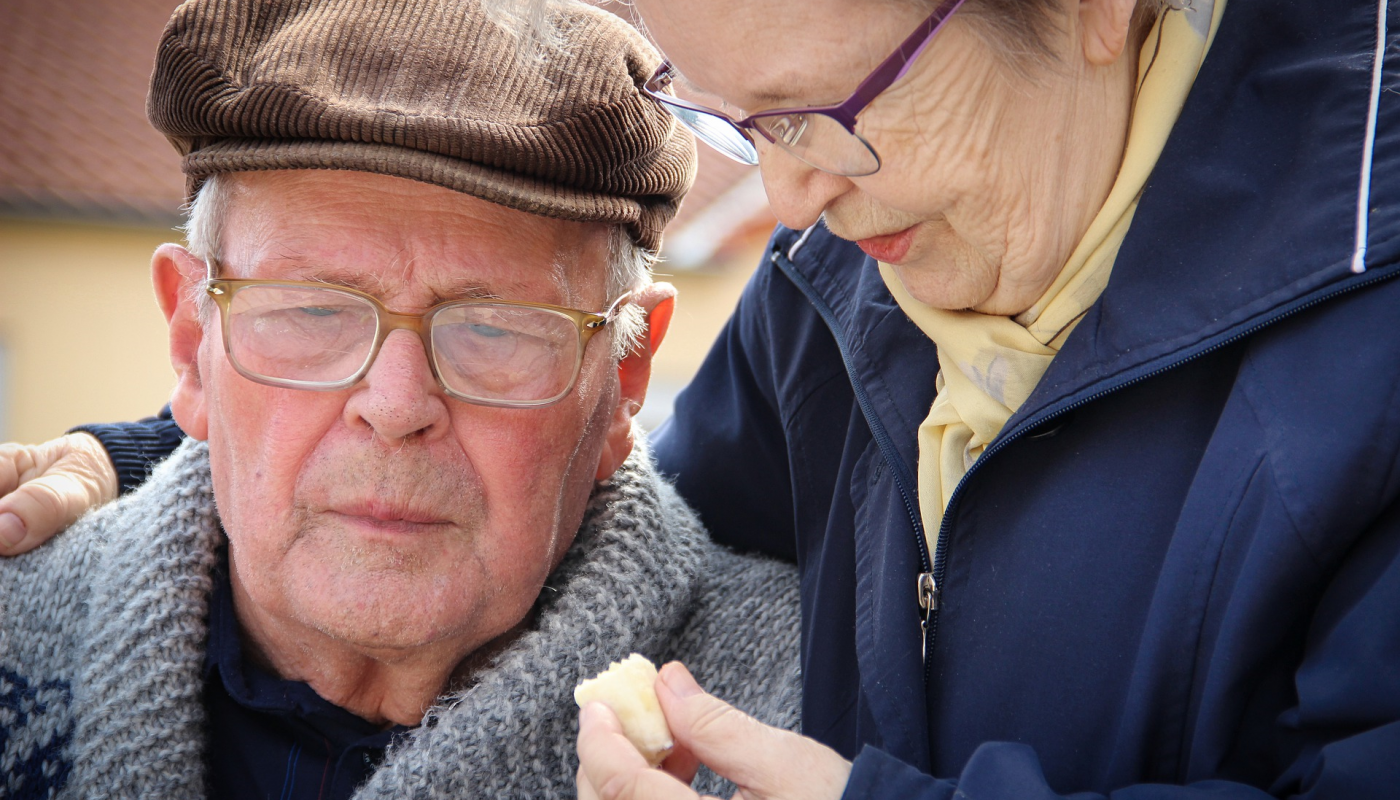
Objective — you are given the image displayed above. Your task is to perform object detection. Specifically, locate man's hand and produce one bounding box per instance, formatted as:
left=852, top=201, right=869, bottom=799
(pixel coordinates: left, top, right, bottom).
left=577, top=661, right=851, bottom=800
left=0, top=433, right=118, bottom=555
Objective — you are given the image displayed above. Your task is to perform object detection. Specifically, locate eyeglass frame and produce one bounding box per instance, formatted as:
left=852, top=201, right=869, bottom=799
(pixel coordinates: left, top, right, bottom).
left=641, top=0, right=967, bottom=175
left=202, top=260, right=633, bottom=409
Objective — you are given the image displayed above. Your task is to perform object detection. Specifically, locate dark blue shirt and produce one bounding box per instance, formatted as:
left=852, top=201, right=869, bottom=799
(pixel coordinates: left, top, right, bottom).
left=204, top=552, right=413, bottom=800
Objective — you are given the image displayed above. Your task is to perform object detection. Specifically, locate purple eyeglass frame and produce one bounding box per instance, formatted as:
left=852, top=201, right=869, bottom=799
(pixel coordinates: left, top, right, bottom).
left=643, top=0, right=967, bottom=168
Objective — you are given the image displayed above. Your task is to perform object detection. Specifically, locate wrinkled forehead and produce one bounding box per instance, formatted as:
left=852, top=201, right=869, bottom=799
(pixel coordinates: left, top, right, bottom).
left=214, top=171, right=613, bottom=308
left=636, top=0, right=923, bottom=109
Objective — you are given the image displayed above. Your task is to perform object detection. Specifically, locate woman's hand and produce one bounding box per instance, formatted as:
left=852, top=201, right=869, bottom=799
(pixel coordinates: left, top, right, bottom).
left=0, top=433, right=118, bottom=555
left=577, top=661, right=851, bottom=800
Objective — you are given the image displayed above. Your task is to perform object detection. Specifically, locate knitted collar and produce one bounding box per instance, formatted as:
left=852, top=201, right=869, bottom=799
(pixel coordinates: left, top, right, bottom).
left=73, top=439, right=710, bottom=798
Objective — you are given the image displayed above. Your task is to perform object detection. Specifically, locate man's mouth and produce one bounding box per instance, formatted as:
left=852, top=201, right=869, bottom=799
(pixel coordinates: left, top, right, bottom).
left=855, top=225, right=918, bottom=264
left=330, top=501, right=452, bottom=532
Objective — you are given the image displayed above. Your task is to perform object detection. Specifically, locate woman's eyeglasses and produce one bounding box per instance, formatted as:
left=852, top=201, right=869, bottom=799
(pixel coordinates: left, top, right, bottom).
left=642, top=0, right=966, bottom=177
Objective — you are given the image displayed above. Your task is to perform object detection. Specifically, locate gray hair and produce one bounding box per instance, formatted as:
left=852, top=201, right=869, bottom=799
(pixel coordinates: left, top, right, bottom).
left=483, top=0, right=1167, bottom=72
left=182, top=173, right=652, bottom=361
left=956, top=0, right=1169, bottom=68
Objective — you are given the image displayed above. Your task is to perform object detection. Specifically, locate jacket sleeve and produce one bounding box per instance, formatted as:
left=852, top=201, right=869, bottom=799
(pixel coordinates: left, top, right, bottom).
left=69, top=405, right=187, bottom=496
left=651, top=258, right=798, bottom=561
left=841, top=497, right=1400, bottom=800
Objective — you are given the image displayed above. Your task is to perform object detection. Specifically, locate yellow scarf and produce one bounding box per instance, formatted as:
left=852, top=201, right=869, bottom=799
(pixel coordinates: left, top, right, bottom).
left=881, top=0, right=1228, bottom=557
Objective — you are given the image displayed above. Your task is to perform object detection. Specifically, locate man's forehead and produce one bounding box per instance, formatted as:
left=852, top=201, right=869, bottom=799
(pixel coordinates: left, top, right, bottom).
left=217, top=171, right=609, bottom=304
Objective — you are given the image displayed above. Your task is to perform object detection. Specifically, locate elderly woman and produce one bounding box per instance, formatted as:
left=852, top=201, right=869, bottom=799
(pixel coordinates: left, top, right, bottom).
left=2, top=0, right=1396, bottom=797
left=571, top=0, right=1400, bottom=797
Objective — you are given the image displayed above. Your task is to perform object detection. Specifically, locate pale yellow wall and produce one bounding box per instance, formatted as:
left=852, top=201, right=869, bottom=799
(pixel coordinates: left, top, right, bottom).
left=634, top=245, right=763, bottom=430
left=0, top=218, right=179, bottom=442
left=0, top=216, right=764, bottom=442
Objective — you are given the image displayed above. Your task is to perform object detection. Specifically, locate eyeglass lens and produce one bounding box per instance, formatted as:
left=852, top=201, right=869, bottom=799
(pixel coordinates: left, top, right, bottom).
left=225, top=284, right=583, bottom=404
left=659, top=94, right=881, bottom=177
left=664, top=101, right=760, bottom=165
left=228, top=284, right=377, bottom=385
left=751, top=114, right=880, bottom=176
left=430, top=304, right=578, bottom=403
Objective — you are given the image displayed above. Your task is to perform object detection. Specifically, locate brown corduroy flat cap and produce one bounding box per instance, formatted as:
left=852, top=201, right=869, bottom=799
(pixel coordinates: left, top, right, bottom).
left=147, top=0, right=696, bottom=252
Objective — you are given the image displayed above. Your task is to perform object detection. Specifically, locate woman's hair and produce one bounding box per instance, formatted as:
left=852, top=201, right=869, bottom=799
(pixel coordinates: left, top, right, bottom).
left=957, top=0, right=1168, bottom=67
left=489, top=0, right=1165, bottom=73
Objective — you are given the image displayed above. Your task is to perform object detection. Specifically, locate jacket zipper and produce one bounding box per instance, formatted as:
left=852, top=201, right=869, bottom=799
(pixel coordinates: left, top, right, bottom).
left=768, top=250, right=937, bottom=654
left=774, top=241, right=1398, bottom=690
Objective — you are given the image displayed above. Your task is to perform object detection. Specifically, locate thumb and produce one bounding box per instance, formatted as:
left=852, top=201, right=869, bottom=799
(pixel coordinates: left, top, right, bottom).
left=655, top=662, right=850, bottom=800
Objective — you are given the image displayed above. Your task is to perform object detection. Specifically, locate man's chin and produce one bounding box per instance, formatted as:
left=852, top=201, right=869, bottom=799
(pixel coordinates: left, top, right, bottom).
left=292, top=576, right=483, bottom=654
left=273, top=542, right=484, bottom=650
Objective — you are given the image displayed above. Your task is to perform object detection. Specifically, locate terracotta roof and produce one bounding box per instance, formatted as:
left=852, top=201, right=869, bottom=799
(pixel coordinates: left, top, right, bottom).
left=0, top=0, right=186, bottom=223
left=0, top=0, right=776, bottom=258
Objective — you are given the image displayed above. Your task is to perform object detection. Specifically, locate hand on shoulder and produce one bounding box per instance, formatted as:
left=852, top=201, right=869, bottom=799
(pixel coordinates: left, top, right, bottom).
left=0, top=432, right=118, bottom=555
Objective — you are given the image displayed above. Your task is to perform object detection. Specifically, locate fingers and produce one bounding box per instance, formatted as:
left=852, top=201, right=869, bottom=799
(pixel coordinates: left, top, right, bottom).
left=0, top=442, right=35, bottom=496
left=656, top=662, right=851, bottom=800
left=660, top=741, right=701, bottom=786
left=54, top=433, right=120, bottom=507
left=577, top=702, right=702, bottom=800
left=0, top=434, right=118, bottom=555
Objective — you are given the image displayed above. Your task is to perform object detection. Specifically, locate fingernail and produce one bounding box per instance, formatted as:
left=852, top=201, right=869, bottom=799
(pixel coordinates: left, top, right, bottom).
left=0, top=513, right=25, bottom=548
left=660, top=662, right=702, bottom=699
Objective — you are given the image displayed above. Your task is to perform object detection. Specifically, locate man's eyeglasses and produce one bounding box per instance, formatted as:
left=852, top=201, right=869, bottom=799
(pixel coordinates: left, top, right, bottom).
left=205, top=267, right=631, bottom=408
left=642, top=0, right=965, bottom=177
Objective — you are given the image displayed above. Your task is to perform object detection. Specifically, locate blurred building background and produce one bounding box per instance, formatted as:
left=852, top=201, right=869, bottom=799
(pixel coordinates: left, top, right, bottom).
left=0, top=0, right=776, bottom=442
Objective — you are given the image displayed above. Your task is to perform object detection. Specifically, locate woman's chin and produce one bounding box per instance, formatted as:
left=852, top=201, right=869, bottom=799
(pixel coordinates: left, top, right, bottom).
left=890, top=258, right=996, bottom=313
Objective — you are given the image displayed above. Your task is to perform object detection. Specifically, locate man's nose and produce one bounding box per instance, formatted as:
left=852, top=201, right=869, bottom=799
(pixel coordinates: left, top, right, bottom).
left=756, top=142, right=855, bottom=231
left=343, top=330, right=450, bottom=443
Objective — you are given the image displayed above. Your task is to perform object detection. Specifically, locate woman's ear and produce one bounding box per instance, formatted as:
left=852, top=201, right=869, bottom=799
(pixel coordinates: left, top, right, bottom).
left=152, top=243, right=210, bottom=440
left=593, top=282, right=677, bottom=481
left=1079, top=0, right=1139, bottom=66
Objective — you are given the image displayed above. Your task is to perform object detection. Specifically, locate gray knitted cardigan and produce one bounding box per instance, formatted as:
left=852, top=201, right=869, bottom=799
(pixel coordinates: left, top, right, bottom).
left=0, top=440, right=801, bottom=798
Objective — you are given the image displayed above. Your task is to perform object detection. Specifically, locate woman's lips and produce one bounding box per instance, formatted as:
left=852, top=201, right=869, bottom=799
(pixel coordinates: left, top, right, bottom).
left=856, top=226, right=917, bottom=264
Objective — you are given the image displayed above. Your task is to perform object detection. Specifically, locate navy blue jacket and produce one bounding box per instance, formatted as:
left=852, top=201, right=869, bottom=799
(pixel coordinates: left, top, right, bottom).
left=80, top=0, right=1400, bottom=796
left=652, top=0, right=1400, bottom=796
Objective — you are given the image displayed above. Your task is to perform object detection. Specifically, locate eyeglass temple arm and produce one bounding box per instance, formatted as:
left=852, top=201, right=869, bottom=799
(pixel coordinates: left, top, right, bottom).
left=586, top=290, right=636, bottom=330
left=837, top=0, right=968, bottom=125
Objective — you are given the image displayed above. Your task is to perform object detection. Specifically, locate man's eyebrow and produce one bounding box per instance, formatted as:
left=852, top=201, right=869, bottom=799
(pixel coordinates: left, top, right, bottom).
left=290, top=269, right=520, bottom=304
left=291, top=270, right=384, bottom=296
left=434, top=280, right=502, bottom=302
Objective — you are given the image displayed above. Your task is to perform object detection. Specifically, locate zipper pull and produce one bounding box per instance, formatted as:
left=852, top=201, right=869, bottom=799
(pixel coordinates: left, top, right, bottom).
left=917, top=572, right=939, bottom=662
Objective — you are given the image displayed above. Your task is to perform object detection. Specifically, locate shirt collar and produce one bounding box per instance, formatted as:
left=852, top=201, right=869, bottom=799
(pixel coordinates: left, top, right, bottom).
left=204, top=548, right=410, bottom=750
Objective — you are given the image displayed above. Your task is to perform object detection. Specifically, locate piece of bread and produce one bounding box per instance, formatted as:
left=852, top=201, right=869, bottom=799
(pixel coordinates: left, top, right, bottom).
left=574, top=653, right=675, bottom=766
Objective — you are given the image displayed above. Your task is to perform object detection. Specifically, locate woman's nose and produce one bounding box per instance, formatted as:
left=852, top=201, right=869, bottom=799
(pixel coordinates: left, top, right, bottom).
left=756, top=141, right=855, bottom=231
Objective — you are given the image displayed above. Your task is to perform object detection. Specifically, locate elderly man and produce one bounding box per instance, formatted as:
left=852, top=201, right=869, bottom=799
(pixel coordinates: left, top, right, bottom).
left=0, top=0, right=800, bottom=797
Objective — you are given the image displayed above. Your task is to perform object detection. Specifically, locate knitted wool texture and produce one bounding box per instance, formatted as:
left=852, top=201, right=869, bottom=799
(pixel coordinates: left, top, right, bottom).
left=147, top=0, right=697, bottom=253
left=0, top=440, right=801, bottom=798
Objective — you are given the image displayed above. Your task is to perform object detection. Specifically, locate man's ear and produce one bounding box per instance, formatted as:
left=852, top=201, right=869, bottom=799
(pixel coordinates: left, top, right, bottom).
left=1079, top=0, right=1139, bottom=66
left=594, top=282, right=677, bottom=481
left=152, top=243, right=210, bottom=440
